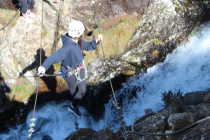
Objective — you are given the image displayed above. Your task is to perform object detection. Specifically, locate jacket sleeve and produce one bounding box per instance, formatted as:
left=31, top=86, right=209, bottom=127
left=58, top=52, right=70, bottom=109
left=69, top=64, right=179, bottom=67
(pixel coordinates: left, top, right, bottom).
left=42, top=47, right=68, bottom=70
left=82, top=40, right=99, bottom=51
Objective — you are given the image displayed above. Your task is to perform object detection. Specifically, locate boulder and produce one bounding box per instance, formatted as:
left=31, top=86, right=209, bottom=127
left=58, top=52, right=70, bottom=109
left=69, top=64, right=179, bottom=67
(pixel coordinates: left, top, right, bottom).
left=66, top=128, right=97, bottom=140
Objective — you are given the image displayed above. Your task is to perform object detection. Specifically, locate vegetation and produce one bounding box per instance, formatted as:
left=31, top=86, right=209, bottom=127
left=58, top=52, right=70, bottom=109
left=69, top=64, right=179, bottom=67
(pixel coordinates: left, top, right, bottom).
left=152, top=38, right=162, bottom=45
left=150, top=49, right=159, bottom=57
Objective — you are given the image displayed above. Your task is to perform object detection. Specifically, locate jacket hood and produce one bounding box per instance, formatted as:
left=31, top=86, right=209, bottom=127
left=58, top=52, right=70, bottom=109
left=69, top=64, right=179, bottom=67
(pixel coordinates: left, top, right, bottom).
left=61, top=34, right=75, bottom=47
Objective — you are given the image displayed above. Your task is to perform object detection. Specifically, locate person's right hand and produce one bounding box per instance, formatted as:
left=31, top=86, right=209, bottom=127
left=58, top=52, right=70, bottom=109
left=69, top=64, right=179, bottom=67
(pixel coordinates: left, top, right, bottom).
left=19, top=72, right=24, bottom=77
left=37, top=66, right=46, bottom=77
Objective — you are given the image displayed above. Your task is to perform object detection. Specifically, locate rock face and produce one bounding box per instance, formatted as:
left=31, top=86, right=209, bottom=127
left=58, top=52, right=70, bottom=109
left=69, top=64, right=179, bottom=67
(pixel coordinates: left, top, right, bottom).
left=1, top=0, right=209, bottom=86
left=87, top=0, right=210, bottom=83
left=0, top=0, right=150, bottom=87
left=122, top=0, right=210, bottom=67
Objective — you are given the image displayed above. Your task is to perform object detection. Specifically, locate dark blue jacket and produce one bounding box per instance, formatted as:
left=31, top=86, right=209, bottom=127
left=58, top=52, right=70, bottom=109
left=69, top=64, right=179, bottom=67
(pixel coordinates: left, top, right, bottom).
left=42, top=35, right=98, bottom=71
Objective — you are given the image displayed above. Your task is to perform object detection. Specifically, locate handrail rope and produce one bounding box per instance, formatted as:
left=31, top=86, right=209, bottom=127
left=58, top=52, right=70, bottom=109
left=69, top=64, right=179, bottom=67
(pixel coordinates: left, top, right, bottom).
left=0, top=11, right=19, bottom=31
left=31, top=0, right=44, bottom=118
left=4, top=73, right=62, bottom=81
left=126, top=116, right=210, bottom=137
left=100, top=42, right=120, bottom=109
left=99, top=41, right=128, bottom=140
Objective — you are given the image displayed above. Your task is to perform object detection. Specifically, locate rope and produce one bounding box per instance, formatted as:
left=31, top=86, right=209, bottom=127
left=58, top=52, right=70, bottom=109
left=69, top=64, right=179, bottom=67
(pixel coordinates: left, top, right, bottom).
left=100, top=42, right=120, bottom=109
left=4, top=73, right=62, bottom=82
left=28, top=0, right=45, bottom=138
left=99, top=41, right=128, bottom=139
left=26, top=73, right=62, bottom=77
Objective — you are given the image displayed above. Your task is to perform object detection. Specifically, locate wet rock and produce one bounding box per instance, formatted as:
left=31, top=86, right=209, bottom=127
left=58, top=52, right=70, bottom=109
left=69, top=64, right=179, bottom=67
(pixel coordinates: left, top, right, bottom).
left=194, top=103, right=210, bottom=120
left=42, top=135, right=53, bottom=140
left=66, top=128, right=97, bottom=140
left=203, top=92, right=210, bottom=103
left=95, top=128, right=119, bottom=140
left=134, top=113, right=166, bottom=132
left=181, top=119, right=210, bottom=140
left=168, top=112, right=194, bottom=130
left=144, top=108, right=155, bottom=116
left=183, top=91, right=207, bottom=105
left=64, top=90, right=210, bottom=140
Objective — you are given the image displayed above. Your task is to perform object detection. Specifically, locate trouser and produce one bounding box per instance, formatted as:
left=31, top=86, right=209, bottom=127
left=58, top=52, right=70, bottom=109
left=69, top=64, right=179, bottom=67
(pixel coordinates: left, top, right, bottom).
left=64, top=74, right=87, bottom=100
left=18, top=0, right=34, bottom=13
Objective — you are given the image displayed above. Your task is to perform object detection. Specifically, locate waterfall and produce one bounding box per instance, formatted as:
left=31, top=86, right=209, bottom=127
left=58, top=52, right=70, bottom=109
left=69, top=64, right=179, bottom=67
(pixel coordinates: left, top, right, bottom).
left=121, top=23, right=210, bottom=125
left=0, top=23, right=210, bottom=140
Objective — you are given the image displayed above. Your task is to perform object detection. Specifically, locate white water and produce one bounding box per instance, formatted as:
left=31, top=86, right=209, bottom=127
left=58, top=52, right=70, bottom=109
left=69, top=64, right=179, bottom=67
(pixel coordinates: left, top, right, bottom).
left=1, top=23, right=210, bottom=140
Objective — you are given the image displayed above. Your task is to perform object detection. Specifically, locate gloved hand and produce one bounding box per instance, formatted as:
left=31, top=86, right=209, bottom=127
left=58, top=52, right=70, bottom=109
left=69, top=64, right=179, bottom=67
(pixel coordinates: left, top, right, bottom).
left=96, top=34, right=103, bottom=44
left=19, top=70, right=26, bottom=77
left=19, top=72, right=24, bottom=77
left=37, top=66, right=46, bottom=77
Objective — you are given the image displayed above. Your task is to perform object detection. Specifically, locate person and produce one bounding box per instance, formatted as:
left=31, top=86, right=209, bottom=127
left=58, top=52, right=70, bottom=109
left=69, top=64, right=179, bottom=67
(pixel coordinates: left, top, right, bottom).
left=19, top=48, right=57, bottom=92
left=37, top=19, right=103, bottom=116
left=17, top=0, right=35, bottom=19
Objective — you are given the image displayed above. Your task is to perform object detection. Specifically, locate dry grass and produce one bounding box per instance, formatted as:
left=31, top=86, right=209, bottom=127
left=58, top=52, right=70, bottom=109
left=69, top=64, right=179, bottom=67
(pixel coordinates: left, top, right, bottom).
left=8, top=78, right=34, bottom=102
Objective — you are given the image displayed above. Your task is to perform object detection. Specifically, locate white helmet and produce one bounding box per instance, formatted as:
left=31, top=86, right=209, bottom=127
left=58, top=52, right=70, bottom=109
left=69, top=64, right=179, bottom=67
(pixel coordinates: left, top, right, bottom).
left=68, top=19, right=85, bottom=38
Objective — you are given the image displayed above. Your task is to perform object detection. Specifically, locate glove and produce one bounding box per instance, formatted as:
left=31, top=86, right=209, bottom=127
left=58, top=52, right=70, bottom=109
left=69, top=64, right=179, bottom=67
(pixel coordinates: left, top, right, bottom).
left=19, top=72, right=24, bottom=77
left=96, top=34, right=103, bottom=44
left=37, top=66, right=46, bottom=76
left=19, top=70, right=26, bottom=77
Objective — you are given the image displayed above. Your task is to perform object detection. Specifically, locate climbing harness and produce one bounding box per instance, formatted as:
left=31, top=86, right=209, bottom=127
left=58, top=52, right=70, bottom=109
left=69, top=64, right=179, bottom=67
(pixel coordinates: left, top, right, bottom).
left=63, top=61, right=87, bottom=83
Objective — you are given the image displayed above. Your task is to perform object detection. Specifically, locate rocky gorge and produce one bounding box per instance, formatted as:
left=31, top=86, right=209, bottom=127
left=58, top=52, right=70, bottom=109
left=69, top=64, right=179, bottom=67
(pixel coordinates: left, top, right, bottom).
left=0, top=0, right=210, bottom=140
